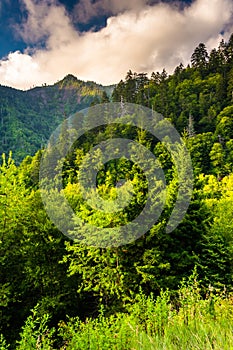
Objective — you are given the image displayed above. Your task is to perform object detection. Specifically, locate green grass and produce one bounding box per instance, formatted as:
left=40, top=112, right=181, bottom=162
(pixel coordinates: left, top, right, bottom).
left=1, top=276, right=233, bottom=349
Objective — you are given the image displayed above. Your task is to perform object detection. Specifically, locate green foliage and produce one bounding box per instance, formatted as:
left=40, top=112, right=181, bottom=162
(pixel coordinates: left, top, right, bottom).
left=1, top=34, right=233, bottom=348
left=215, top=105, right=233, bottom=139
left=195, top=174, right=233, bottom=288
left=3, top=276, right=233, bottom=349
left=0, top=334, right=9, bottom=350
left=0, top=153, right=81, bottom=343
left=0, top=75, right=112, bottom=163
left=16, top=306, right=54, bottom=350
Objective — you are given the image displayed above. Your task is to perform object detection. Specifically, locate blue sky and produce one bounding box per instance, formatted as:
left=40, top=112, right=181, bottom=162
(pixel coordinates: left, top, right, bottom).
left=1, top=1, right=69, bottom=57
left=0, top=0, right=232, bottom=90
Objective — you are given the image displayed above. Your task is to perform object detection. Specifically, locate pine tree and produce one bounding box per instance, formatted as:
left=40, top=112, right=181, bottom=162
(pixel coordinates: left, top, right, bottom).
left=191, top=43, right=209, bottom=69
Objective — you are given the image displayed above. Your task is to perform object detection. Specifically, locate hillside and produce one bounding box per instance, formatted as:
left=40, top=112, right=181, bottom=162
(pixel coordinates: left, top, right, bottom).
left=0, top=74, right=113, bottom=162
left=0, top=36, right=233, bottom=348
left=110, top=37, right=233, bottom=178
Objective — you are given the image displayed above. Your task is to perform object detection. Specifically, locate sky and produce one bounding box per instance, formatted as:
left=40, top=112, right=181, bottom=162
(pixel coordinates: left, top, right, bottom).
left=0, top=0, right=233, bottom=90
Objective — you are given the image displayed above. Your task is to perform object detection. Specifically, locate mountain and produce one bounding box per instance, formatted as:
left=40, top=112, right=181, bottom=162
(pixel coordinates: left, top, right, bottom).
left=0, top=74, right=114, bottom=162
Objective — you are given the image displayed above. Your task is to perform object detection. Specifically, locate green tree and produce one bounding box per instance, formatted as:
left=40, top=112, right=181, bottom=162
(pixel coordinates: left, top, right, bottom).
left=215, top=106, right=233, bottom=139
left=191, top=43, right=209, bottom=77
left=100, top=91, right=110, bottom=103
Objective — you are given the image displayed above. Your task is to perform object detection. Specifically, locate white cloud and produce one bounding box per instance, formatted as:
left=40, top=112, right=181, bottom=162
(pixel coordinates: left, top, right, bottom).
left=0, top=0, right=233, bottom=90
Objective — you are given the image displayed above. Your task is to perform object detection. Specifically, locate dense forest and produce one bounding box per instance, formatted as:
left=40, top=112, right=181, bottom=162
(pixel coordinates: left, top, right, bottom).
left=0, top=35, right=233, bottom=349
left=0, top=75, right=113, bottom=163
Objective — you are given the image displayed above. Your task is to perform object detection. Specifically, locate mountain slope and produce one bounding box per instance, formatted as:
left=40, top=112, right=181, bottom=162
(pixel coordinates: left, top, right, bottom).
left=0, top=74, right=113, bottom=162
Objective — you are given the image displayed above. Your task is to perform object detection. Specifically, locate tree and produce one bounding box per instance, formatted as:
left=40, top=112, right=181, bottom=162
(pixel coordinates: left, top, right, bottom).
left=100, top=91, right=110, bottom=103
left=191, top=43, right=209, bottom=68
left=191, top=43, right=209, bottom=77
left=208, top=48, right=225, bottom=73
left=209, top=143, right=224, bottom=177
left=0, top=153, right=81, bottom=343
left=215, top=106, right=233, bottom=140
left=0, top=153, right=31, bottom=339
left=196, top=174, right=233, bottom=289
left=187, top=133, right=214, bottom=174
left=226, top=33, right=233, bottom=64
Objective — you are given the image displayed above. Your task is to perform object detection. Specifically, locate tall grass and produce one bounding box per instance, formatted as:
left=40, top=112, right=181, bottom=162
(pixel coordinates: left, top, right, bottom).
left=2, top=273, right=233, bottom=349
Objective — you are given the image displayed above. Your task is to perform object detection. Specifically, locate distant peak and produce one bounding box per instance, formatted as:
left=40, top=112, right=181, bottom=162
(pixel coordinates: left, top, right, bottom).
left=63, top=74, right=78, bottom=81
left=58, top=74, right=79, bottom=87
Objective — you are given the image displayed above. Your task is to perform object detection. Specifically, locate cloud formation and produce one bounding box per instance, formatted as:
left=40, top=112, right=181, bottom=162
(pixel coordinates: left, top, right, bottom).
left=0, top=0, right=233, bottom=90
left=73, top=0, right=152, bottom=23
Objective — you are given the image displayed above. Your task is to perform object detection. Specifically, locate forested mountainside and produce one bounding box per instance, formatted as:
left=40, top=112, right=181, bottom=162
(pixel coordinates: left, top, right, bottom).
left=0, top=74, right=113, bottom=162
left=1, top=35, right=233, bottom=349
left=112, top=37, right=233, bottom=143
left=110, top=37, right=233, bottom=178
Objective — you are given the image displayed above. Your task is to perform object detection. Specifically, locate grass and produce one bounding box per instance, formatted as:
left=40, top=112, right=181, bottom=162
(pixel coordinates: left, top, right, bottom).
left=1, top=273, right=233, bottom=349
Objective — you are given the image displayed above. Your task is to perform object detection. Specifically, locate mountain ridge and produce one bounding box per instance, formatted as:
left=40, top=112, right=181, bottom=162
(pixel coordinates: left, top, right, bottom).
left=0, top=73, right=115, bottom=92
left=0, top=74, right=114, bottom=162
